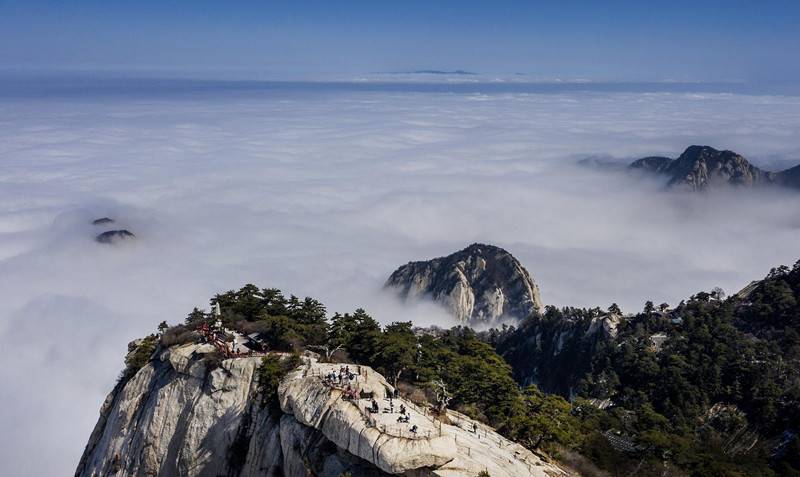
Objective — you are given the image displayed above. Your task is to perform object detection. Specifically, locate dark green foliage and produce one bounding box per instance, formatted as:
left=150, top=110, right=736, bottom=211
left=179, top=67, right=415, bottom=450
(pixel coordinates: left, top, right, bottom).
left=206, top=285, right=329, bottom=351
left=329, top=309, right=382, bottom=362
left=185, top=307, right=206, bottom=326
left=239, top=315, right=304, bottom=351
left=504, top=386, right=580, bottom=450
left=120, top=334, right=158, bottom=382
left=373, top=321, right=416, bottom=386
left=257, top=353, right=301, bottom=413
left=738, top=263, right=800, bottom=355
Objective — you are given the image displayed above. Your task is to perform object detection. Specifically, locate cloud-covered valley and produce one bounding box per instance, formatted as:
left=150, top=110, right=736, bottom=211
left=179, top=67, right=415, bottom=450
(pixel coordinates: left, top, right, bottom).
left=1, top=81, right=800, bottom=475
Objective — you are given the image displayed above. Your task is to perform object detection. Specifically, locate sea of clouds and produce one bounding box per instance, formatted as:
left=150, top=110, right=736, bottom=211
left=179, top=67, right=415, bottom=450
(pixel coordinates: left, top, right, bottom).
left=1, top=80, right=800, bottom=475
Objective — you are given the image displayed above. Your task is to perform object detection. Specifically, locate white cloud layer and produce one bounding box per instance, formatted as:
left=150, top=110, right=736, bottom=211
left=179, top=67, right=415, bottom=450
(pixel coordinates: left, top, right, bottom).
left=1, top=85, right=800, bottom=475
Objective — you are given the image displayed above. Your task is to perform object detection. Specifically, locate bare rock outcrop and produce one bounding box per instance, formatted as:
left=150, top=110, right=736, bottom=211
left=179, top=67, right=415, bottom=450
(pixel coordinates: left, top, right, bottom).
left=385, top=243, right=543, bottom=325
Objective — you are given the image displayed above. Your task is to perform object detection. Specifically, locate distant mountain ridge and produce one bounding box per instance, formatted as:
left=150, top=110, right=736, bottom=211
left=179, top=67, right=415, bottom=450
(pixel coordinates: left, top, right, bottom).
left=384, top=69, right=478, bottom=75
left=629, top=145, right=800, bottom=191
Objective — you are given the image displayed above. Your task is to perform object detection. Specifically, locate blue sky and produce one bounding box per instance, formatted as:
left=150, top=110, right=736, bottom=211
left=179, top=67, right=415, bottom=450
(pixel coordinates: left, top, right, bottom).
left=1, top=0, right=799, bottom=81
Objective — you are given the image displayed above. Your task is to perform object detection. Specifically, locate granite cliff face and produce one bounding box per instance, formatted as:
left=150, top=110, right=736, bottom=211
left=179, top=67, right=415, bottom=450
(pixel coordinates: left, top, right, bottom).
left=385, top=243, right=543, bottom=325
left=77, top=342, right=565, bottom=477
left=629, top=145, right=800, bottom=191
left=75, top=343, right=287, bottom=477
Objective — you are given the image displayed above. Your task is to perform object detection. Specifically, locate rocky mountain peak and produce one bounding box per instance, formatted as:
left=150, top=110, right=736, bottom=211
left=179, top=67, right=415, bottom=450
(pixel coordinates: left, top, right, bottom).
left=669, top=145, right=770, bottom=190
left=629, top=145, right=800, bottom=191
left=385, top=243, right=542, bottom=325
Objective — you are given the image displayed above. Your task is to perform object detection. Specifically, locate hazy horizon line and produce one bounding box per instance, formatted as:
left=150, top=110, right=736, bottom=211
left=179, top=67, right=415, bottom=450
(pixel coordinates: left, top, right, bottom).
left=2, top=72, right=799, bottom=98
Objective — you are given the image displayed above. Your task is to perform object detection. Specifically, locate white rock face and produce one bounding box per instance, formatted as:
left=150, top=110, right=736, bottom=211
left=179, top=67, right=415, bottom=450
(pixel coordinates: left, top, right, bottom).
left=585, top=313, right=622, bottom=339
left=75, top=344, right=284, bottom=477
left=386, top=243, right=543, bottom=326
left=78, top=343, right=566, bottom=477
left=443, top=274, right=476, bottom=323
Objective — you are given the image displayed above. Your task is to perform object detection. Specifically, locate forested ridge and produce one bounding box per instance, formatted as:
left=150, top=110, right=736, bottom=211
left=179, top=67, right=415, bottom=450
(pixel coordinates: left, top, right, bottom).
left=496, top=261, right=800, bottom=476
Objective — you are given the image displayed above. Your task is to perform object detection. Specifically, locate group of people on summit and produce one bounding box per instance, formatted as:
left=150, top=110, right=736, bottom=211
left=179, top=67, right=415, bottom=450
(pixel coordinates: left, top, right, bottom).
left=321, top=365, right=419, bottom=435
left=325, top=365, right=356, bottom=385
left=324, top=365, right=362, bottom=399
left=368, top=395, right=417, bottom=433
